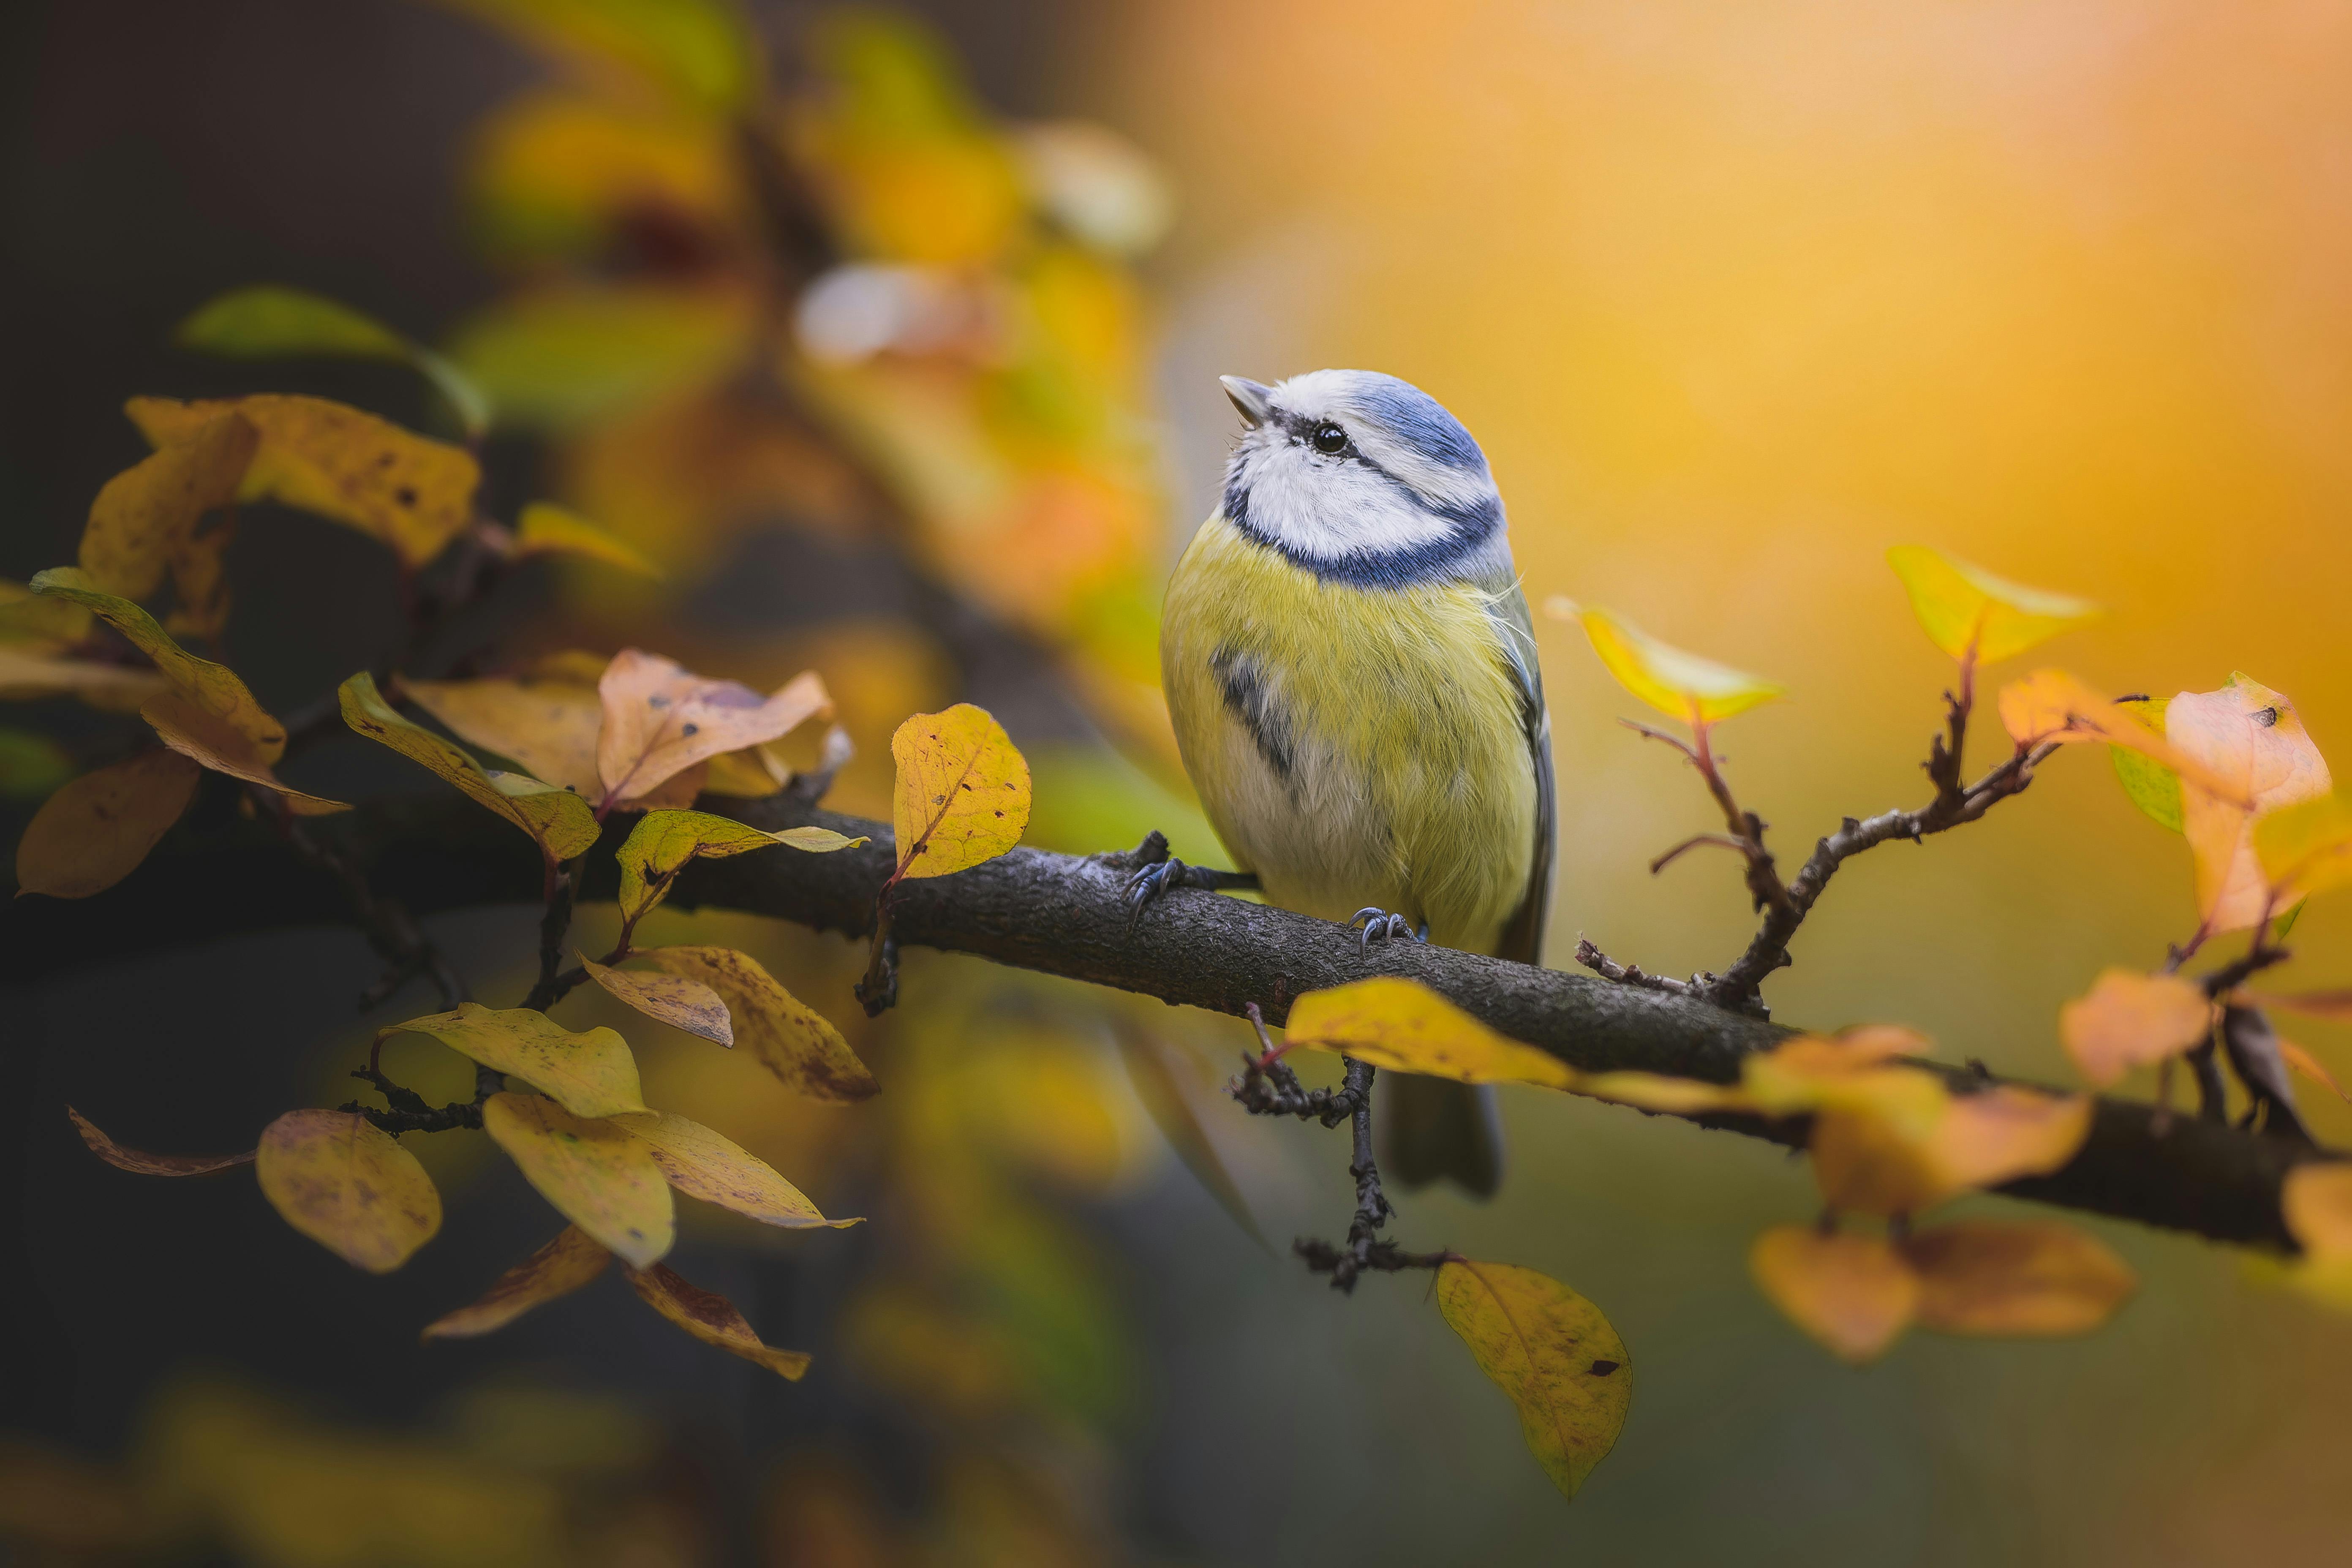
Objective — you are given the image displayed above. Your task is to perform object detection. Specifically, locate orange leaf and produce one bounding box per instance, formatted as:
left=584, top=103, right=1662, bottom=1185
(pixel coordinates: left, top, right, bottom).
left=595, top=650, right=829, bottom=807
left=2058, top=969, right=2212, bottom=1089
left=1808, top=1087, right=2088, bottom=1218
left=2169, top=676, right=2331, bottom=932
left=1900, top=1220, right=2137, bottom=1336
left=625, top=1263, right=811, bottom=1380
left=420, top=1225, right=610, bottom=1340
left=1749, top=1226, right=1919, bottom=1364
left=2246, top=989, right=2352, bottom=1022
left=68, top=1106, right=253, bottom=1176
left=1997, top=670, right=2248, bottom=806
left=2278, top=1038, right=2351, bottom=1103
left=2281, top=1162, right=2352, bottom=1258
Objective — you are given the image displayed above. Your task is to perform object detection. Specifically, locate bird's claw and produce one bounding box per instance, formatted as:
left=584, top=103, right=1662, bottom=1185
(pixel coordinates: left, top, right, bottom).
left=1126, top=856, right=1184, bottom=910
left=1348, top=907, right=1423, bottom=953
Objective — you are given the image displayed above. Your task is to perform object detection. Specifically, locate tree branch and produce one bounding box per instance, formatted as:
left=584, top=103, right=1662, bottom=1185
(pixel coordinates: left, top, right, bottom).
left=4, top=790, right=2329, bottom=1251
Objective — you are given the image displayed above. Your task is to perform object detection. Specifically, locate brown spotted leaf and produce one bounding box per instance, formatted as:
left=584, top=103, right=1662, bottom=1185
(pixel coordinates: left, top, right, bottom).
left=612, top=808, right=864, bottom=935
left=255, top=1109, right=442, bottom=1273
left=638, top=945, right=877, bottom=1102
left=582, top=956, right=732, bottom=1046
left=126, top=394, right=479, bottom=566
left=596, top=650, right=830, bottom=806
left=1900, top=1220, right=2137, bottom=1336
left=68, top=1105, right=253, bottom=1176
left=382, top=1003, right=646, bottom=1119
left=625, top=1263, right=811, bottom=1380
left=482, top=1092, right=673, bottom=1269
left=889, top=703, right=1030, bottom=879
left=1433, top=1259, right=1631, bottom=1501
left=615, top=1110, right=859, bottom=1230
left=15, top=750, right=202, bottom=898
left=420, top=1225, right=610, bottom=1340
left=79, top=412, right=258, bottom=599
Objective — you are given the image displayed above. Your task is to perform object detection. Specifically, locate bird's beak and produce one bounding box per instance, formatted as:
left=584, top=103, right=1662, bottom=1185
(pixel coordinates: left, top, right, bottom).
left=1220, top=376, right=1273, bottom=428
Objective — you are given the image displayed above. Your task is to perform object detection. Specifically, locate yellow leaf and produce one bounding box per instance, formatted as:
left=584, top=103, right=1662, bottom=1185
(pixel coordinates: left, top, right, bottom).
left=1573, top=1071, right=1749, bottom=1114
left=613, top=807, right=865, bottom=933
left=339, top=673, right=599, bottom=862
left=1571, top=604, right=1783, bottom=726
left=637, top=945, right=878, bottom=1101
left=0, top=646, right=168, bottom=705
left=1432, top=1259, right=1630, bottom=1501
left=2278, top=1038, right=2351, bottom=1102
left=79, top=413, right=258, bottom=599
left=466, top=88, right=738, bottom=263
left=255, top=1109, right=442, bottom=1273
left=1884, top=546, right=2098, bottom=664
left=1899, top=1220, right=2136, bottom=1336
left=482, top=1092, right=673, bottom=1269
left=140, top=691, right=348, bottom=814
left=624, top=1263, right=810, bottom=1380
left=420, top=1225, right=609, bottom=1340
left=614, top=1110, right=859, bottom=1230
left=400, top=670, right=604, bottom=797
left=33, top=569, right=290, bottom=760
left=2059, top=969, right=2212, bottom=1089
left=15, top=750, right=201, bottom=898
left=889, top=703, right=1031, bottom=879
left=1282, top=977, right=1577, bottom=1089
left=125, top=395, right=479, bottom=567
left=511, top=501, right=661, bottom=577
left=702, top=743, right=791, bottom=798
left=581, top=956, right=732, bottom=1045
left=1742, top=1029, right=1949, bottom=1138
left=68, top=1105, right=253, bottom=1176
left=382, top=1003, right=647, bottom=1119
left=1809, top=1086, right=2091, bottom=1218
left=2168, top=676, right=2332, bottom=932
left=2281, top=1162, right=2352, bottom=1258
left=1749, top=1226, right=1919, bottom=1364
left=2255, top=792, right=2352, bottom=909
left=596, top=651, right=830, bottom=806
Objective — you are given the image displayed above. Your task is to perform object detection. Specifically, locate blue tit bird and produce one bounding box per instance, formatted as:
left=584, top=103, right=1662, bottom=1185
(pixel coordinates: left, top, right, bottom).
left=1132, top=368, right=1555, bottom=1196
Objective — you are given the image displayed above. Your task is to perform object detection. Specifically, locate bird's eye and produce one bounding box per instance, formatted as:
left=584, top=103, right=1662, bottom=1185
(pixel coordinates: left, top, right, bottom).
left=1310, top=422, right=1348, bottom=455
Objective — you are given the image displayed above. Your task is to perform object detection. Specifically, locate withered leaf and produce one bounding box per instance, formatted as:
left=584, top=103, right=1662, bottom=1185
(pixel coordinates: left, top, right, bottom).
left=79, top=413, right=258, bottom=600
left=255, top=1109, right=441, bottom=1273
left=581, top=956, right=732, bottom=1046
left=596, top=650, right=829, bottom=806
left=68, top=1106, right=253, bottom=1176
left=420, top=1225, right=610, bottom=1340
left=615, top=1110, right=859, bottom=1230
left=637, top=945, right=877, bottom=1102
left=625, top=1263, right=811, bottom=1380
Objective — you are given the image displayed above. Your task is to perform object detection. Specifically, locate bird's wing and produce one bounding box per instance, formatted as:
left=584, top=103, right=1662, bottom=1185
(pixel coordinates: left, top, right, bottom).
left=1485, top=579, right=1555, bottom=967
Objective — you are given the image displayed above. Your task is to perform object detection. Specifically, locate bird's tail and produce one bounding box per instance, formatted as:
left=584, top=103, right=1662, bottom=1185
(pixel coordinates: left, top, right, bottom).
left=1377, top=1074, right=1503, bottom=1198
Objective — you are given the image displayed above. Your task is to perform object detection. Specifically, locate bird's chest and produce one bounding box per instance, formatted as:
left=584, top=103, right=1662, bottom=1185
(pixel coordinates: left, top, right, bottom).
left=1161, top=523, right=1534, bottom=937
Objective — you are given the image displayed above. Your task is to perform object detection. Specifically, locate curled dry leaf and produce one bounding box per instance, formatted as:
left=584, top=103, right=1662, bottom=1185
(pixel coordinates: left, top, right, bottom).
left=1570, top=604, right=1783, bottom=726
left=1282, top=977, right=1576, bottom=1089
left=596, top=650, right=830, bottom=806
left=615, top=1110, right=859, bottom=1230
left=1899, top=1220, right=2136, bottom=1337
left=340, top=673, right=599, bottom=862
left=1750, top=1226, right=1919, bottom=1364
left=126, top=394, right=479, bottom=567
left=2059, top=969, right=2212, bottom=1089
left=420, top=1225, right=610, bottom=1340
left=1433, top=1259, right=1630, bottom=1501
left=582, top=956, right=732, bottom=1046
left=638, top=945, right=878, bottom=1101
left=68, top=1106, right=253, bottom=1176
left=15, top=749, right=201, bottom=898
left=255, top=1109, right=442, bottom=1273
left=381, top=1003, right=647, bottom=1119
left=482, top=1092, right=674, bottom=1269
left=1884, top=547, right=2097, bottom=664
left=625, top=1263, right=811, bottom=1381
left=889, top=703, right=1031, bottom=879
left=614, top=808, right=866, bottom=933
left=511, top=501, right=661, bottom=577
left=2167, top=676, right=2330, bottom=933
left=79, top=412, right=258, bottom=599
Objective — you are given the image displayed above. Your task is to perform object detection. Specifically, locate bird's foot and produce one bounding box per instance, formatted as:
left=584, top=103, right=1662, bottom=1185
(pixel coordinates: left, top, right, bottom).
left=1348, top=908, right=1429, bottom=954
left=1121, top=830, right=1259, bottom=930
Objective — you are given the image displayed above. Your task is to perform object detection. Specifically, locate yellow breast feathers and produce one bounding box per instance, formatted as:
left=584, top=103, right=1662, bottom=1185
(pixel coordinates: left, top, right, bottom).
left=1161, top=515, right=1539, bottom=954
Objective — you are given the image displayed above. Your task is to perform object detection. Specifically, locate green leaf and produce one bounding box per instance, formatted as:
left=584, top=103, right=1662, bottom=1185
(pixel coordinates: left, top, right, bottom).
left=2110, top=697, right=2182, bottom=832
left=1435, top=1259, right=1631, bottom=1501
left=175, top=287, right=493, bottom=440
left=0, top=728, right=75, bottom=800
left=445, top=286, right=747, bottom=430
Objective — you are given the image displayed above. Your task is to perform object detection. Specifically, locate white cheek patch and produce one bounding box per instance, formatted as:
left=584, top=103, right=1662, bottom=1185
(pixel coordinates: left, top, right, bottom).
left=1230, top=441, right=1459, bottom=562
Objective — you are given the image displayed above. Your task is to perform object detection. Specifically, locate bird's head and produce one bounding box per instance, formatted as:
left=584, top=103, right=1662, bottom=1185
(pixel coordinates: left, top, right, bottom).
left=1218, top=368, right=1506, bottom=585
